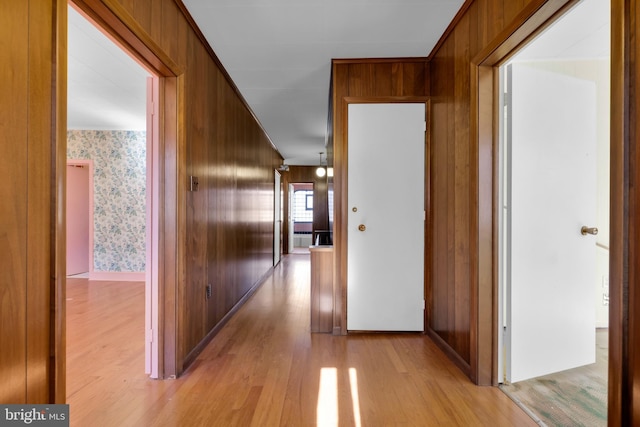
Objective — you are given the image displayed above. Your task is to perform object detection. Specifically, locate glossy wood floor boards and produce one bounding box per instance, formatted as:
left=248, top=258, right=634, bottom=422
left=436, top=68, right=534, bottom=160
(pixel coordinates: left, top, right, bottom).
left=66, top=258, right=535, bottom=426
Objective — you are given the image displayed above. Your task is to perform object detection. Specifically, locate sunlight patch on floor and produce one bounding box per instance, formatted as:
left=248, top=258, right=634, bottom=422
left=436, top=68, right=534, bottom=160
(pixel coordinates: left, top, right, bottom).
left=349, top=368, right=362, bottom=427
left=316, top=367, right=363, bottom=427
left=317, top=368, right=338, bottom=426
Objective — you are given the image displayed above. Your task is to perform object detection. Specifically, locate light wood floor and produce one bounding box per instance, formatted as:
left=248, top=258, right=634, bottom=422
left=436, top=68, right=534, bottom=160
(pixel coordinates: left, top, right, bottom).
left=66, top=256, right=536, bottom=427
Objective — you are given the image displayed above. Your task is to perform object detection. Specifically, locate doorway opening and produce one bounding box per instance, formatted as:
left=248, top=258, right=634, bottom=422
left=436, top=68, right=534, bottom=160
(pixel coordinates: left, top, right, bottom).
left=66, top=3, right=160, bottom=382
left=289, top=183, right=314, bottom=254
left=497, top=0, right=610, bottom=424
left=66, top=160, right=93, bottom=278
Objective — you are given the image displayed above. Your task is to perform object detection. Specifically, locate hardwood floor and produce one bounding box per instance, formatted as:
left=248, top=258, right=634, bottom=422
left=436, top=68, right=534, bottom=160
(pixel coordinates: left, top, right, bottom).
left=66, top=256, right=536, bottom=426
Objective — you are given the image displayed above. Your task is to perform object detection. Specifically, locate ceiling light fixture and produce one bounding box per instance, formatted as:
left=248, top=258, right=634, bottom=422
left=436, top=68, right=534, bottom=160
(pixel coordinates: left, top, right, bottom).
left=316, top=152, right=326, bottom=178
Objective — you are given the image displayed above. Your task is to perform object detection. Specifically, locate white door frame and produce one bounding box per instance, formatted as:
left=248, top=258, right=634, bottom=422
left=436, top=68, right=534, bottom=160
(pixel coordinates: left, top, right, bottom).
left=145, top=76, right=161, bottom=378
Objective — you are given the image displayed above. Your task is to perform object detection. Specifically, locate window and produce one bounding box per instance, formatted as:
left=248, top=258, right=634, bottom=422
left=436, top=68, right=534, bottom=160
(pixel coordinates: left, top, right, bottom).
left=293, top=190, right=313, bottom=223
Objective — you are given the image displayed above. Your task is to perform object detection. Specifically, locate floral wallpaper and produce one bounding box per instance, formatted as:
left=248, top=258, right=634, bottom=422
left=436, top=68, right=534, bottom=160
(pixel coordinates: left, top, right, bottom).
left=67, top=130, right=146, bottom=272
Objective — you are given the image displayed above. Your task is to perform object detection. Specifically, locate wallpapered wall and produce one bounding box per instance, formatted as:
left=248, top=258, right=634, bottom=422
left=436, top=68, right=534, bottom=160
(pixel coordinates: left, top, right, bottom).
left=67, top=130, right=146, bottom=272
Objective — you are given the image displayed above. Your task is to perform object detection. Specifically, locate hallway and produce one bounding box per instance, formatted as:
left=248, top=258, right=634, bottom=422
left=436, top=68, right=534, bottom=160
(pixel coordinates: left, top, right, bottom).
left=67, top=256, right=535, bottom=426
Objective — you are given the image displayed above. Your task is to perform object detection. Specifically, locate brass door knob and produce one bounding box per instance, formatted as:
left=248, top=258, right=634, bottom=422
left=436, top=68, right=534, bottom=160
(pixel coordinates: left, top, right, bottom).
left=581, top=226, right=598, bottom=235
left=358, top=224, right=366, bottom=232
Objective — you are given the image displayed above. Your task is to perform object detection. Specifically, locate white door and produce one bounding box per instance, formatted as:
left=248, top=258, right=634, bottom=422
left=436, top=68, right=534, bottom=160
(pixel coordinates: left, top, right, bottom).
left=347, top=103, right=425, bottom=331
left=274, top=170, right=282, bottom=265
left=505, top=63, right=597, bottom=383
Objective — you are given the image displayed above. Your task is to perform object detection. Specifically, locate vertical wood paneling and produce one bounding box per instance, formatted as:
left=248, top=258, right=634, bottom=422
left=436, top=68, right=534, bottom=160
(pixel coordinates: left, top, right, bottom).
left=150, top=1, right=162, bottom=48
left=469, top=0, right=503, bottom=51
left=454, top=12, right=471, bottom=363
left=374, top=63, right=393, bottom=95
left=0, top=0, right=63, bottom=402
left=117, top=0, right=134, bottom=14
left=161, top=1, right=179, bottom=61
left=611, top=0, right=640, bottom=422
left=609, top=1, right=625, bottom=422
left=445, top=37, right=456, bottom=352
left=26, top=1, right=53, bottom=403
left=429, top=55, right=448, bottom=336
left=57, top=0, right=281, bottom=377
left=632, top=21, right=640, bottom=415
left=133, top=1, right=151, bottom=32
left=428, top=0, right=550, bottom=378
left=185, top=38, right=206, bottom=353
left=0, top=0, right=29, bottom=404
left=53, top=0, right=68, bottom=401
left=503, top=0, right=526, bottom=24
left=331, top=58, right=429, bottom=334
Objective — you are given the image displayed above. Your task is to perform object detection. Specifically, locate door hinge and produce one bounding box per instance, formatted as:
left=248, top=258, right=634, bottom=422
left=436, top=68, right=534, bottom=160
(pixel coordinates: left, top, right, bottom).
left=423, top=300, right=426, bottom=310
left=424, top=121, right=427, bottom=132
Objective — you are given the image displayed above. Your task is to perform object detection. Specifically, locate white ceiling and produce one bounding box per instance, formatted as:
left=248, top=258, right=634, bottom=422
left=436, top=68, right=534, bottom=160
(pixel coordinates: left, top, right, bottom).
left=514, top=0, right=609, bottom=61
left=68, top=7, right=149, bottom=131
left=67, top=0, right=609, bottom=164
left=181, top=0, right=465, bottom=164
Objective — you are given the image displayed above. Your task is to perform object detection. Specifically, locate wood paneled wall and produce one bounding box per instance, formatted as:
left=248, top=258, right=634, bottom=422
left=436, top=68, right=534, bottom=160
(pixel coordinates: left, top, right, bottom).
left=101, top=0, right=283, bottom=369
left=1, top=0, right=282, bottom=400
left=331, top=58, right=430, bottom=334
left=427, top=0, right=545, bottom=381
left=281, top=166, right=329, bottom=254
left=0, top=0, right=65, bottom=403
left=611, top=0, right=640, bottom=423
left=431, top=0, right=640, bottom=420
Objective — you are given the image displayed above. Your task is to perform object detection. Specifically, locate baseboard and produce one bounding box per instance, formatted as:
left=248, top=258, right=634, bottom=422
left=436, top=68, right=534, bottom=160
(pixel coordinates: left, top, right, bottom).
left=89, top=271, right=145, bottom=282
left=181, top=267, right=274, bottom=372
left=426, top=327, right=471, bottom=377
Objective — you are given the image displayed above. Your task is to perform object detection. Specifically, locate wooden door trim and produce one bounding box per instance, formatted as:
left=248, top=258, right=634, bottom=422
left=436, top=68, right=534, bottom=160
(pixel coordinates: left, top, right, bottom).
left=470, top=0, right=609, bottom=389
left=61, top=1, right=184, bottom=381
left=335, top=96, right=430, bottom=335
left=53, top=0, right=67, bottom=403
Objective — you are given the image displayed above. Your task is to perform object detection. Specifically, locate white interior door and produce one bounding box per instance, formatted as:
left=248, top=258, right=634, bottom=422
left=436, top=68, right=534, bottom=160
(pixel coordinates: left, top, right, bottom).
left=347, top=103, right=425, bottom=331
left=506, top=63, right=597, bottom=383
left=274, top=170, right=282, bottom=265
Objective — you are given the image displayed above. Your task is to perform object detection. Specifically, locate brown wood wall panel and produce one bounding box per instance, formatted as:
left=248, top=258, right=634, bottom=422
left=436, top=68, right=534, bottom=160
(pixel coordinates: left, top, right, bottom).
left=26, top=2, right=54, bottom=403
left=453, top=12, right=471, bottom=363
left=331, top=58, right=429, bottom=334
left=611, top=0, right=640, bottom=422
left=2, top=0, right=282, bottom=392
left=0, top=0, right=30, bottom=404
left=427, top=0, right=542, bottom=371
left=504, top=0, right=526, bottom=24
left=0, top=0, right=61, bottom=403
left=124, top=0, right=283, bottom=365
